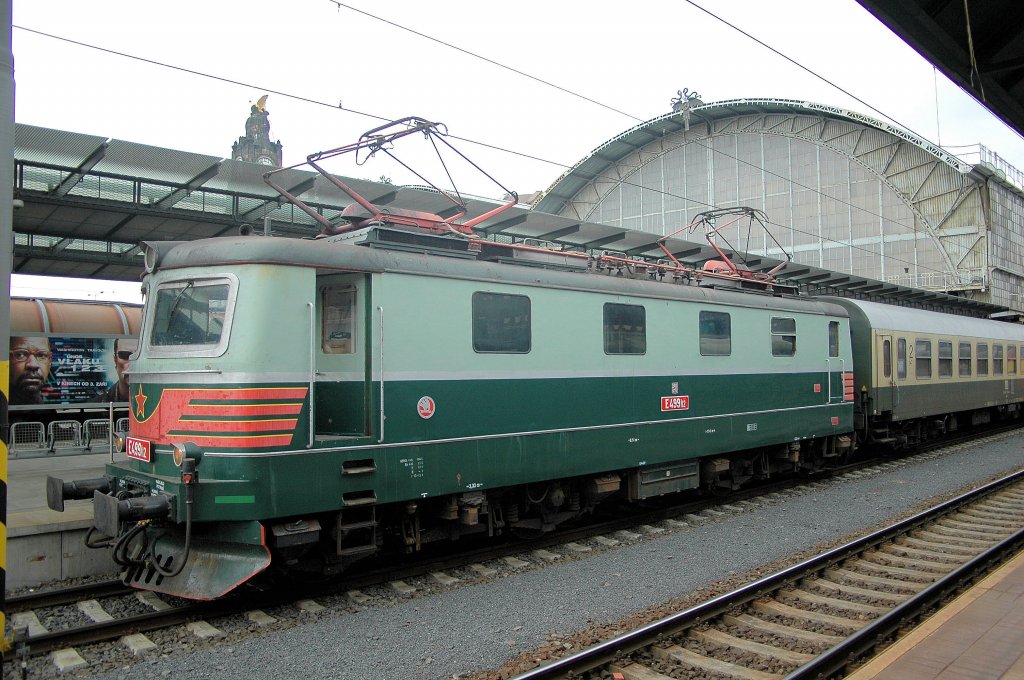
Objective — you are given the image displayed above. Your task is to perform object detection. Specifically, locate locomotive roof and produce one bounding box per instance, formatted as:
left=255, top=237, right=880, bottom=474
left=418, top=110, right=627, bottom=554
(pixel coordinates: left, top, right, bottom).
left=827, top=297, right=1024, bottom=340
left=148, top=235, right=849, bottom=318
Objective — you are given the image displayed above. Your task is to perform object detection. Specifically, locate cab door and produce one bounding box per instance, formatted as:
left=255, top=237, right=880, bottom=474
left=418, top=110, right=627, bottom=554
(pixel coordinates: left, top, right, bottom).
left=313, top=274, right=370, bottom=437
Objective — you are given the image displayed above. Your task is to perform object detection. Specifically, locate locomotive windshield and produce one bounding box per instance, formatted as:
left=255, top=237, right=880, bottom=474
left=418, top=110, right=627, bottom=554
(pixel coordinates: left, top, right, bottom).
left=148, top=276, right=236, bottom=356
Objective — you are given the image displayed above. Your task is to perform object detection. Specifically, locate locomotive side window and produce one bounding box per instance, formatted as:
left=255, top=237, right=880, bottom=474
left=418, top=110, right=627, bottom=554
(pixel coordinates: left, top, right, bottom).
left=977, top=343, right=989, bottom=376
left=1009, top=345, right=1018, bottom=374
left=828, top=321, right=839, bottom=357
left=959, top=342, right=972, bottom=377
left=150, top=277, right=235, bottom=357
left=473, top=292, right=531, bottom=353
left=915, top=339, right=932, bottom=379
left=993, top=344, right=1004, bottom=375
left=770, top=317, right=796, bottom=357
left=882, top=339, right=891, bottom=378
left=897, top=338, right=907, bottom=379
left=604, top=303, right=646, bottom=355
left=938, top=340, right=953, bottom=378
left=322, top=286, right=355, bottom=354
left=698, top=311, right=731, bottom=356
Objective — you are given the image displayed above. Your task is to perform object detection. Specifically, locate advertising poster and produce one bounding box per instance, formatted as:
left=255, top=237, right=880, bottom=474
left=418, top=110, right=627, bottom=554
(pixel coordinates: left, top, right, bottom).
left=9, top=335, right=136, bottom=406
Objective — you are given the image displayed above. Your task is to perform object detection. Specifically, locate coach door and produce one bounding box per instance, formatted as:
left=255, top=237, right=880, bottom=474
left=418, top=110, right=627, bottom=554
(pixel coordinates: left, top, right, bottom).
left=876, top=334, right=896, bottom=413
left=312, top=275, right=371, bottom=439
left=825, top=321, right=845, bottom=405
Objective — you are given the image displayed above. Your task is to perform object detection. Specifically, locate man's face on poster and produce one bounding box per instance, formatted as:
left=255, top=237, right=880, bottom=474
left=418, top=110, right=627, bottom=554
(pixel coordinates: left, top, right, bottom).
left=10, top=336, right=52, bottom=403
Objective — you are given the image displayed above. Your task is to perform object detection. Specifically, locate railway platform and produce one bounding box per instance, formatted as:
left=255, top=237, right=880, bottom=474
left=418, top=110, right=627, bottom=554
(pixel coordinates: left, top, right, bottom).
left=848, top=548, right=1024, bottom=680
left=5, top=451, right=119, bottom=591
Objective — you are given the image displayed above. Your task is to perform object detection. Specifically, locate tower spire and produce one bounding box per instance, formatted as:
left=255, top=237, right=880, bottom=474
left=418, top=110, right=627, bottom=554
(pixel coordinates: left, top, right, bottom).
left=231, top=95, right=283, bottom=166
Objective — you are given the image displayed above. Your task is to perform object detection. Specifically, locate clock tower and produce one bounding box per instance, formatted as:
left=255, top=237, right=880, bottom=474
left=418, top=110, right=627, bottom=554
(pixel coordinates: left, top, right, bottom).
left=231, top=95, right=283, bottom=166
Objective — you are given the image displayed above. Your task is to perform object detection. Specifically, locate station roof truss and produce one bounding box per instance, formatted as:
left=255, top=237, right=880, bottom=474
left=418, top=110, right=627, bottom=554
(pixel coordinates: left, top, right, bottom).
left=11, top=122, right=1007, bottom=319
left=534, top=98, right=995, bottom=299
left=855, top=0, right=1024, bottom=139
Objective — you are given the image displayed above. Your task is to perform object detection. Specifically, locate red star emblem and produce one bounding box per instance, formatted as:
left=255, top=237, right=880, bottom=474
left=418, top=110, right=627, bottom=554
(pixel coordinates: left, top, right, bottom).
left=134, top=384, right=148, bottom=418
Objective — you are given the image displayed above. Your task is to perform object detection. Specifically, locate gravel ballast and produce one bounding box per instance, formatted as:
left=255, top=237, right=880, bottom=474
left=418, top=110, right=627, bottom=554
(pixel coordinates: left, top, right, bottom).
left=37, top=436, right=1024, bottom=680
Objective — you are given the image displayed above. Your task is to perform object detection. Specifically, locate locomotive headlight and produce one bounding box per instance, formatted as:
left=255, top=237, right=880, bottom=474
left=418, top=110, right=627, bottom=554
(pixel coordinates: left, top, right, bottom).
left=172, top=442, right=204, bottom=468
left=143, top=243, right=158, bottom=273
left=115, top=435, right=126, bottom=453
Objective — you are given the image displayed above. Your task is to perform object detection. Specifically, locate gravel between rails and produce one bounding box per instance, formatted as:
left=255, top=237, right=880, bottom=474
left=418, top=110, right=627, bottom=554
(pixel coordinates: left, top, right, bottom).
left=20, top=435, right=1024, bottom=680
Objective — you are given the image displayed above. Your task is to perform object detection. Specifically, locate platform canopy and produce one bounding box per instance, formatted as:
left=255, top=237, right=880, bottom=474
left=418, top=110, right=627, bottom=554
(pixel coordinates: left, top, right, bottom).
left=856, top=0, right=1024, bottom=138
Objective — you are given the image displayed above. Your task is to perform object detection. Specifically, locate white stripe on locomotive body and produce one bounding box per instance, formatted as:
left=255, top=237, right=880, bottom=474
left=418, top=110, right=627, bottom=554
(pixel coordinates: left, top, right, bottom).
left=131, top=365, right=848, bottom=385
left=198, top=400, right=845, bottom=459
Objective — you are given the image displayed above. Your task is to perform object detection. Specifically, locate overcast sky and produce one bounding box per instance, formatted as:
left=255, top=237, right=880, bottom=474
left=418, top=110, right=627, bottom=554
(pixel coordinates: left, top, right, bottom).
left=11, top=0, right=1024, bottom=301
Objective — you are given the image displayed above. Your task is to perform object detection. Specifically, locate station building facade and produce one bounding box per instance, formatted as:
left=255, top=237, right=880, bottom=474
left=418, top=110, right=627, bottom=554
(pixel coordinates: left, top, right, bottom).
left=535, top=99, right=1024, bottom=312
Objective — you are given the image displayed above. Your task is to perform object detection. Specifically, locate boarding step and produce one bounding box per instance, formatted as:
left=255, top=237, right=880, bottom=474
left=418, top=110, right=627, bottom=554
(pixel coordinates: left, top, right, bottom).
left=336, top=544, right=379, bottom=557
left=342, top=458, right=377, bottom=476
left=341, top=491, right=377, bottom=507
left=335, top=505, right=378, bottom=558
left=336, top=519, right=378, bottom=531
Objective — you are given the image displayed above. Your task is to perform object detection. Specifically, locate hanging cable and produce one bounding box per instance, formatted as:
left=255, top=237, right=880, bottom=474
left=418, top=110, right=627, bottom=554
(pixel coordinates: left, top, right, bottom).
left=963, top=0, right=986, bottom=100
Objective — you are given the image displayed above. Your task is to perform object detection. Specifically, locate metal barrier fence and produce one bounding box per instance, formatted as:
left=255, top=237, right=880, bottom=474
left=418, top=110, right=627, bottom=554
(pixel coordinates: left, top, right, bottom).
left=47, top=420, right=82, bottom=452
left=10, top=422, right=46, bottom=453
left=7, top=410, right=130, bottom=459
left=83, top=419, right=111, bottom=451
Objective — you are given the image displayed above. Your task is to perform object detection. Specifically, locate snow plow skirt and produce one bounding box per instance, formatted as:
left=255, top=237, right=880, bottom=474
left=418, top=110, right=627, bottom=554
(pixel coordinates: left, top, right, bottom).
left=122, top=520, right=271, bottom=600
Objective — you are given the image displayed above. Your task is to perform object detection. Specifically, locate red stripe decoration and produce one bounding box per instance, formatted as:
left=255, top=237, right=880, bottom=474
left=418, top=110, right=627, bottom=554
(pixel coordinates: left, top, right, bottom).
left=182, top=403, right=304, bottom=417
left=842, top=372, right=855, bottom=401
left=186, top=387, right=308, bottom=400
left=132, top=386, right=308, bottom=449
left=169, top=434, right=296, bottom=448
left=170, top=419, right=299, bottom=434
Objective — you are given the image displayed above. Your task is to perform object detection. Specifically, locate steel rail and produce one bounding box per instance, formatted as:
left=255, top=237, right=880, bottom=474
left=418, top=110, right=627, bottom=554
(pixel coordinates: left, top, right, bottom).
left=5, top=579, right=129, bottom=613
left=785, top=526, right=1024, bottom=679
left=511, top=468, right=1024, bottom=679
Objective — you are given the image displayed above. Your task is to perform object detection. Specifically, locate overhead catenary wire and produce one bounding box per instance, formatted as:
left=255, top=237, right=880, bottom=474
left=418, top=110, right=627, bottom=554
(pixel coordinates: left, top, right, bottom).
left=326, top=1, right=647, bottom=124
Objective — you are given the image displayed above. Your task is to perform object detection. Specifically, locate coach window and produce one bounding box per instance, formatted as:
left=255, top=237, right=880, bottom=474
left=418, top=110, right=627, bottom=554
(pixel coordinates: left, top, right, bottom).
left=604, top=303, right=646, bottom=354
left=994, top=344, right=1004, bottom=375
left=977, top=343, right=989, bottom=376
left=322, top=286, right=355, bottom=354
left=828, top=321, right=840, bottom=357
left=1009, top=345, right=1018, bottom=374
left=959, top=342, right=972, bottom=377
left=897, top=338, right=907, bottom=380
left=915, top=339, right=932, bottom=379
left=699, top=311, right=731, bottom=356
left=938, top=340, right=953, bottom=378
left=473, top=292, right=531, bottom=353
left=882, top=339, right=891, bottom=378
left=771, top=317, right=796, bottom=357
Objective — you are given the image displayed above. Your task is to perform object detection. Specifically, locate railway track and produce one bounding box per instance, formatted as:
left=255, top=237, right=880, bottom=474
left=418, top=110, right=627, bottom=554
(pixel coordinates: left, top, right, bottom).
left=511, top=469, right=1024, bottom=680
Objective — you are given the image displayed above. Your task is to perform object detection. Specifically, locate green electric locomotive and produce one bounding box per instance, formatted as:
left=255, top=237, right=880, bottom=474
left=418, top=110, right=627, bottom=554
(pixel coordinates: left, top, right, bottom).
left=47, top=119, right=860, bottom=599
left=46, top=227, right=859, bottom=598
